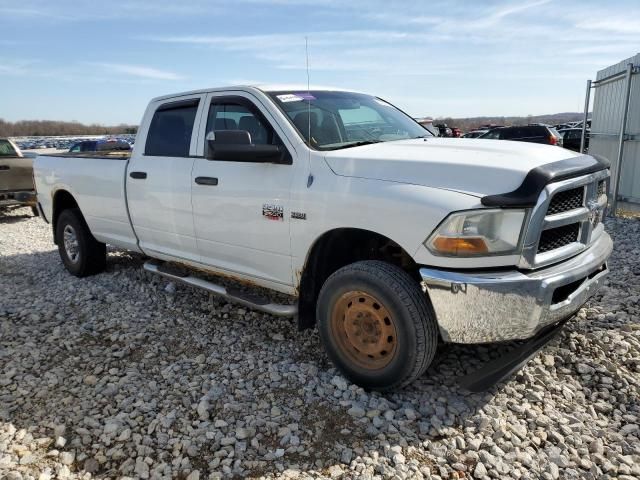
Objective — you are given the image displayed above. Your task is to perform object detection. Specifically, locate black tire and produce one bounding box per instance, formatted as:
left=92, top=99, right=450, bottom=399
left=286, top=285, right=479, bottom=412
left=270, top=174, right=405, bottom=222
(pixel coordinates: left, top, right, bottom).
left=31, top=206, right=39, bottom=217
left=56, top=208, right=106, bottom=277
left=317, top=260, right=439, bottom=391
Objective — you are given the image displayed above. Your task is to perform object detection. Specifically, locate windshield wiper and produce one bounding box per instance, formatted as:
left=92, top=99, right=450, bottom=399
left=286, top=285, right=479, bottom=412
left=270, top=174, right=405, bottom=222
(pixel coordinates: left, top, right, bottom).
left=327, top=140, right=383, bottom=150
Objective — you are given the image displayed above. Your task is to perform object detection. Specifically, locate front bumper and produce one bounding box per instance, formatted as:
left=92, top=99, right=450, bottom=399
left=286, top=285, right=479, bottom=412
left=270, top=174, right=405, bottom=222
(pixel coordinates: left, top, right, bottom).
left=420, top=231, right=612, bottom=344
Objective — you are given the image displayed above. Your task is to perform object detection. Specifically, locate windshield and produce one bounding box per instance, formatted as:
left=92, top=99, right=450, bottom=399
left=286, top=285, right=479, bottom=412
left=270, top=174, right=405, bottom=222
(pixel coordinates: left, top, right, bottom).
left=268, top=90, right=432, bottom=150
left=0, top=139, right=18, bottom=156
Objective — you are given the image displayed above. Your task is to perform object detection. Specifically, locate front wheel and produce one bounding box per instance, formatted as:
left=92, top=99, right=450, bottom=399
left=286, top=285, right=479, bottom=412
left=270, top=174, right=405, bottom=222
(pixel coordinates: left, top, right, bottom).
left=317, top=261, right=439, bottom=391
left=56, top=208, right=106, bottom=277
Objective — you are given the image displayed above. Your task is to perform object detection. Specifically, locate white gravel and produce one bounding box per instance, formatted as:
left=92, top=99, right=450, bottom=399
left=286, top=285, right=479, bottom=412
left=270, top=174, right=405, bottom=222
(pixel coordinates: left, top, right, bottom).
left=1, top=206, right=639, bottom=480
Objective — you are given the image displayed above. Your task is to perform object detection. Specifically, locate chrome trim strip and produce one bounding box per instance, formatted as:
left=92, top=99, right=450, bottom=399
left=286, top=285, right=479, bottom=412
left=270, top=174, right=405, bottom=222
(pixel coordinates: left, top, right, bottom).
left=543, top=207, right=589, bottom=229
left=421, top=231, right=612, bottom=344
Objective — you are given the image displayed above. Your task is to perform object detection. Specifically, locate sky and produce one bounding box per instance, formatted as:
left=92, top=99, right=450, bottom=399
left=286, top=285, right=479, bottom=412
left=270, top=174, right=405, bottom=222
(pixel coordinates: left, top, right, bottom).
left=1, top=0, right=638, bottom=124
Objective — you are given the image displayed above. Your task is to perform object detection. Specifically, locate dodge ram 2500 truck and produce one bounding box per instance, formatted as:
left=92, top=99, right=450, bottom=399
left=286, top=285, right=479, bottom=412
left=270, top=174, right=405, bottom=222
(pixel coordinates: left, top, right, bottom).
left=34, top=86, right=612, bottom=391
left=0, top=138, right=38, bottom=215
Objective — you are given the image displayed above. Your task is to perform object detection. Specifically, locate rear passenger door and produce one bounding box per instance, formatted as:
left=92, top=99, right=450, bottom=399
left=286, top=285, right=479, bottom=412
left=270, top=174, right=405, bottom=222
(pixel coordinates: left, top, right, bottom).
left=126, top=95, right=206, bottom=261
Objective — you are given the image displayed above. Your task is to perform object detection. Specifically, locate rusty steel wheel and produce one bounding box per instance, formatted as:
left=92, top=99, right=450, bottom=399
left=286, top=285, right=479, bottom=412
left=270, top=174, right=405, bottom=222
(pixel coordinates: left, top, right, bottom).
left=330, top=291, right=398, bottom=370
left=317, top=261, right=439, bottom=391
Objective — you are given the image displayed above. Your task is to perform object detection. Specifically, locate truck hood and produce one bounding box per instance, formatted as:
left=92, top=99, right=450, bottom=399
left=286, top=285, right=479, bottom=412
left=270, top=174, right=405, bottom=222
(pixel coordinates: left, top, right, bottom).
left=323, top=138, right=583, bottom=197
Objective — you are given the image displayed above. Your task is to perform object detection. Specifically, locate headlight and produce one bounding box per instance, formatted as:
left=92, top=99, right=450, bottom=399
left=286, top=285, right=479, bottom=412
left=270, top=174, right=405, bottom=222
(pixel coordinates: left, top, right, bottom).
left=426, top=209, right=526, bottom=257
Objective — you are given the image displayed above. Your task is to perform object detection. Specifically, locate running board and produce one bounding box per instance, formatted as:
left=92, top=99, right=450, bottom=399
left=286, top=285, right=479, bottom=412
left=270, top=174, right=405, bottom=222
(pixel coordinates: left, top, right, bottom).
left=143, top=260, right=298, bottom=317
left=458, top=319, right=568, bottom=392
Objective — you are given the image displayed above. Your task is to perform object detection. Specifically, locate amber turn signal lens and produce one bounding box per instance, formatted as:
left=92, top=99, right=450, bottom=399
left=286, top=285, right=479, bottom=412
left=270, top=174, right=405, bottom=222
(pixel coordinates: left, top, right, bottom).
left=432, top=236, right=489, bottom=255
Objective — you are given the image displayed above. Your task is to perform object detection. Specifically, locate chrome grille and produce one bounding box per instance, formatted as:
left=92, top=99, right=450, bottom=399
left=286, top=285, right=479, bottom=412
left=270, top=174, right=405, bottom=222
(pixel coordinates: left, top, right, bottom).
left=538, top=223, right=580, bottom=253
left=547, top=187, right=584, bottom=215
left=519, top=168, right=610, bottom=269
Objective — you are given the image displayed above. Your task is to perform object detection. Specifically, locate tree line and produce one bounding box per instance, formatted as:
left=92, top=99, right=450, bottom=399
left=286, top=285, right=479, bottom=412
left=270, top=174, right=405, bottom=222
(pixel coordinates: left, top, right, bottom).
left=0, top=119, right=137, bottom=137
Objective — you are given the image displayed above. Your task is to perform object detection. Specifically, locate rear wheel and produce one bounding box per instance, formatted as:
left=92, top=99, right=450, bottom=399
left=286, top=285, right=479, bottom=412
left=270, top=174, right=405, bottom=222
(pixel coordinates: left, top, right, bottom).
left=56, top=208, right=106, bottom=277
left=317, top=260, right=439, bottom=391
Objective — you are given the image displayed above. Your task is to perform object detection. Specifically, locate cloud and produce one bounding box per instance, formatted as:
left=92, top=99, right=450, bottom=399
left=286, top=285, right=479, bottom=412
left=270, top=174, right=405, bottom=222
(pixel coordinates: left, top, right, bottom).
left=491, top=0, right=552, bottom=21
left=567, top=44, right=640, bottom=55
left=87, top=62, right=184, bottom=80
left=0, top=64, right=28, bottom=75
left=0, top=6, right=68, bottom=19
left=0, top=0, right=221, bottom=21
left=0, top=57, right=40, bottom=76
left=576, top=18, right=639, bottom=34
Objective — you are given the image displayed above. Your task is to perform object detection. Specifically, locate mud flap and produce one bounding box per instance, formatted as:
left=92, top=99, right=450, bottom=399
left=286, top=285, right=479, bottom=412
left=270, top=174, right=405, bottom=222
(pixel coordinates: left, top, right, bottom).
left=459, top=319, right=568, bottom=392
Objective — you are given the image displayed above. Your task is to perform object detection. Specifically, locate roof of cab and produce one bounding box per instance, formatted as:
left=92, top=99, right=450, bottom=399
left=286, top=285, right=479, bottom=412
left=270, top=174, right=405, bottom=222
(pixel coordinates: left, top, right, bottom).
left=149, top=84, right=363, bottom=104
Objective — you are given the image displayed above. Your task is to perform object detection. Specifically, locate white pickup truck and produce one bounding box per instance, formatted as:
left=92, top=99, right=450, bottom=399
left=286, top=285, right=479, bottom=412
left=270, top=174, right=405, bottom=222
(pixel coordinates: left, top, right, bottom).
left=34, top=86, right=612, bottom=391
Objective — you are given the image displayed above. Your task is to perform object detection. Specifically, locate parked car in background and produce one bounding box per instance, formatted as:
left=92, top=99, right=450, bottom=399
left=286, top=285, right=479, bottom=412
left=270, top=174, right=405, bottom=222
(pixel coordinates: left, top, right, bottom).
left=462, top=129, right=489, bottom=138
left=69, top=138, right=131, bottom=153
left=0, top=138, right=38, bottom=215
left=415, top=117, right=439, bottom=137
left=479, top=125, right=563, bottom=147
left=434, top=123, right=453, bottom=137
left=35, top=85, right=611, bottom=391
left=559, top=128, right=589, bottom=153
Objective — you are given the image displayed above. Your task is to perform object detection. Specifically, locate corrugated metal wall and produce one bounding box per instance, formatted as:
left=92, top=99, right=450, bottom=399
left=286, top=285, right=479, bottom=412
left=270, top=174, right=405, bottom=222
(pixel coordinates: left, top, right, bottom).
left=589, top=53, right=640, bottom=204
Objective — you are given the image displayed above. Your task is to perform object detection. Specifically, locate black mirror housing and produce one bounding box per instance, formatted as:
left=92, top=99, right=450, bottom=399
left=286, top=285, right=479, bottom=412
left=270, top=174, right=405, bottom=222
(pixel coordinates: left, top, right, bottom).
left=206, top=130, right=291, bottom=164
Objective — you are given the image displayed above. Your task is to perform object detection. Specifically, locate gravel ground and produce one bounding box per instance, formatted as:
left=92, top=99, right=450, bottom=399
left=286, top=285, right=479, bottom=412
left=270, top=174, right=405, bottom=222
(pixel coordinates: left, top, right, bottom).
left=1, top=207, right=639, bottom=480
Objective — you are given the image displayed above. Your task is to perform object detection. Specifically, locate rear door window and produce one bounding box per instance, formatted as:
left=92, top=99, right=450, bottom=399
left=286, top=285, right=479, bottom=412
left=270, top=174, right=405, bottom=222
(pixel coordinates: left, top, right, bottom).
left=80, top=142, right=97, bottom=152
left=145, top=99, right=200, bottom=157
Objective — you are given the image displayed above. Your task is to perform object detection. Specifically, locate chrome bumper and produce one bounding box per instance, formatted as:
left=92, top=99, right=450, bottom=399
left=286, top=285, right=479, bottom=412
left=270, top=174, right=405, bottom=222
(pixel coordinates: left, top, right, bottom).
left=420, top=232, right=612, bottom=344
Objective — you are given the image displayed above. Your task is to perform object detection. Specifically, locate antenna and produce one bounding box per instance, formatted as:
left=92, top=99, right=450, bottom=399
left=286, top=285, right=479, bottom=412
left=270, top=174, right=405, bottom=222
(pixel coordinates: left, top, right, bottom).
left=305, top=36, right=314, bottom=187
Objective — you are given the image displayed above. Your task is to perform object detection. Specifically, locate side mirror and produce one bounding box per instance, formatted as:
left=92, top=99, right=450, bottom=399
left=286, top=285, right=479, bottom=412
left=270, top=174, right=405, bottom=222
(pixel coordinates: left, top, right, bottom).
left=206, top=130, right=291, bottom=164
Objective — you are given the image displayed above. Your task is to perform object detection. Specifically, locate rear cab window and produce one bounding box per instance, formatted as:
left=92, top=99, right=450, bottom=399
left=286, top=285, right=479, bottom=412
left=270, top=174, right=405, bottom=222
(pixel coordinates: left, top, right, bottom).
left=145, top=99, right=200, bottom=157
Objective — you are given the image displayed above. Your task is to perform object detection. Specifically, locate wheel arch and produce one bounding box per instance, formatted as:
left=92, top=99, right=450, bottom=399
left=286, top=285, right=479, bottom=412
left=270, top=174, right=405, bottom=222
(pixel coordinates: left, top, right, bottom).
left=51, top=189, right=80, bottom=244
left=297, top=227, right=420, bottom=330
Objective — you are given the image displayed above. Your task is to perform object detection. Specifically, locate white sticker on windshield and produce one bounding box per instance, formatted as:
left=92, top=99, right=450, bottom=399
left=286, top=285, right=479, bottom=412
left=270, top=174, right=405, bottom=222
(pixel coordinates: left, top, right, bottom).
left=277, top=94, right=304, bottom=103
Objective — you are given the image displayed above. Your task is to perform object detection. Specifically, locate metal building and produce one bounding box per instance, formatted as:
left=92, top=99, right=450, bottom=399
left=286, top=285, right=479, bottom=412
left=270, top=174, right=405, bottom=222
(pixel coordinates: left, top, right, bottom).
left=582, top=53, right=640, bottom=213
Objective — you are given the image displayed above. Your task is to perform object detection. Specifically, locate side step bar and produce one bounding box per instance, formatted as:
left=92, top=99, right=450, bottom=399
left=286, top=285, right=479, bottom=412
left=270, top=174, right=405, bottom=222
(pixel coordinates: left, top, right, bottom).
left=458, top=318, right=568, bottom=392
left=143, top=260, right=298, bottom=317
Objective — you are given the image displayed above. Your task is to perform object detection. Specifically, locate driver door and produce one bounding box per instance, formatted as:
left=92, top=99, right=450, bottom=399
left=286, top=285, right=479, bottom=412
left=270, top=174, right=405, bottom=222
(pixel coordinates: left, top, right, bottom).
left=191, top=92, right=296, bottom=287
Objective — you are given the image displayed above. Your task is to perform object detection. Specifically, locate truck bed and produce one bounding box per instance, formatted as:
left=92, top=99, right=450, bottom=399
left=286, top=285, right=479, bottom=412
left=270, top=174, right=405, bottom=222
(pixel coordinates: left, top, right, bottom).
left=34, top=153, right=139, bottom=250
